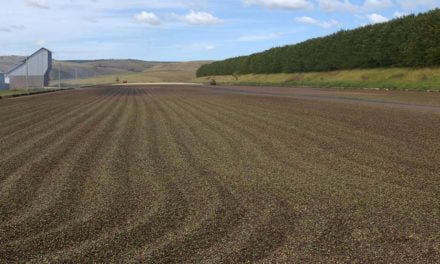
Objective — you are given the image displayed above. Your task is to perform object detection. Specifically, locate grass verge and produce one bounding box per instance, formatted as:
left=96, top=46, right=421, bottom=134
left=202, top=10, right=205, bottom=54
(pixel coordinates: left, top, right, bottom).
left=0, top=89, right=44, bottom=97
left=194, top=67, right=440, bottom=91
left=0, top=88, right=74, bottom=99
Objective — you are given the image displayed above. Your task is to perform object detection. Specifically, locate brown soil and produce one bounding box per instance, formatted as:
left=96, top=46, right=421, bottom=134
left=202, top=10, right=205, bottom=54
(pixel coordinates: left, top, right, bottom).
left=0, top=85, right=439, bottom=263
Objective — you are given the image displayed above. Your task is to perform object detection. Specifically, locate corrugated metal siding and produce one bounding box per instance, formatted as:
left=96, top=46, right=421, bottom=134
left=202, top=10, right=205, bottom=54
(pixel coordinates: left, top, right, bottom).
left=8, top=49, right=51, bottom=76
left=0, top=73, right=5, bottom=90
left=8, top=76, right=45, bottom=90
left=6, top=48, right=52, bottom=89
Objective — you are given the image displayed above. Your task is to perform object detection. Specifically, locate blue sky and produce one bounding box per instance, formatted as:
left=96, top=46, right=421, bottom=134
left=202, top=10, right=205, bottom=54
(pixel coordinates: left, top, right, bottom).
left=0, top=0, right=439, bottom=61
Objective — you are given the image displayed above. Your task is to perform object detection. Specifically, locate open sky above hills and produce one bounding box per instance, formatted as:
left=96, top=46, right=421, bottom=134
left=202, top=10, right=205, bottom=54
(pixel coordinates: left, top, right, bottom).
left=1, top=0, right=439, bottom=61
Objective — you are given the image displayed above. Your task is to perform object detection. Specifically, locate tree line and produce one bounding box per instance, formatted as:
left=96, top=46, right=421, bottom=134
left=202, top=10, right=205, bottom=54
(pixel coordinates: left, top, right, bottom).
left=197, top=9, right=440, bottom=77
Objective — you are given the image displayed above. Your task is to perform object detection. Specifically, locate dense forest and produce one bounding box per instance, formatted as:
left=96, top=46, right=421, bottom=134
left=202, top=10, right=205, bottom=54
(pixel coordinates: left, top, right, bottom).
left=197, top=9, right=440, bottom=77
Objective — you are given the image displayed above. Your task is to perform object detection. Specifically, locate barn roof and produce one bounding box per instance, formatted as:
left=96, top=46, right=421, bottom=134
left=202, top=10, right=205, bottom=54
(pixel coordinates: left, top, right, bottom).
left=6, top=48, right=51, bottom=74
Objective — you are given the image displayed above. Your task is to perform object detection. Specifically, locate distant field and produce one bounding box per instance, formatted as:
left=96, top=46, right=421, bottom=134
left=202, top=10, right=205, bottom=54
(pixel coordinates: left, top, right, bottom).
left=58, top=61, right=211, bottom=87
left=195, top=67, right=440, bottom=91
left=0, top=85, right=438, bottom=262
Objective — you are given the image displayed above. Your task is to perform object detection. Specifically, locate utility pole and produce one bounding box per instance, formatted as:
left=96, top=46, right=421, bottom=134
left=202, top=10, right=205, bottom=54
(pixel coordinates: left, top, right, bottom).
left=42, top=54, right=44, bottom=89
left=58, top=63, right=61, bottom=89
left=26, top=57, right=29, bottom=93
left=75, top=68, right=78, bottom=88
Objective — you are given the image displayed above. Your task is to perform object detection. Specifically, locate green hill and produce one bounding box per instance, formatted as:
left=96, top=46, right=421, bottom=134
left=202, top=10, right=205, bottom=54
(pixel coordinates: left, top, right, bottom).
left=0, top=56, right=25, bottom=73
left=197, top=9, right=440, bottom=77
left=59, top=61, right=212, bottom=86
left=0, top=56, right=172, bottom=80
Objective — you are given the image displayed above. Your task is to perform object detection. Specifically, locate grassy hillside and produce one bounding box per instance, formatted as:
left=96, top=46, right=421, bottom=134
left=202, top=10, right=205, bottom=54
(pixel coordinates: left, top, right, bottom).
left=195, top=67, right=440, bottom=91
left=59, top=61, right=212, bottom=86
left=0, top=56, right=24, bottom=73
left=0, top=56, right=172, bottom=80
left=198, top=9, right=440, bottom=77
left=51, top=60, right=175, bottom=80
left=51, top=61, right=131, bottom=80
left=52, top=59, right=174, bottom=80
left=64, top=59, right=170, bottom=72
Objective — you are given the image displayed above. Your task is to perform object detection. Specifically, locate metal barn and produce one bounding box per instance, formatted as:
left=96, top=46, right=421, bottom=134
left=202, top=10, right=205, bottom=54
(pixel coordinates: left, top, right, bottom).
left=6, top=48, right=52, bottom=90
left=0, top=72, right=5, bottom=90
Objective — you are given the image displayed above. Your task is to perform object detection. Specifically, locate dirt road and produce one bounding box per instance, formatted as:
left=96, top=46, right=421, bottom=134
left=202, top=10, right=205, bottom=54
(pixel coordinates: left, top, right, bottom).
left=0, top=85, right=439, bottom=263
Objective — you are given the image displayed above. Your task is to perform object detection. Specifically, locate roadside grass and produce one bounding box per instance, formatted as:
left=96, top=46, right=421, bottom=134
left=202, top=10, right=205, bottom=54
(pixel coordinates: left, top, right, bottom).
left=194, top=67, right=440, bottom=91
left=0, top=89, right=46, bottom=97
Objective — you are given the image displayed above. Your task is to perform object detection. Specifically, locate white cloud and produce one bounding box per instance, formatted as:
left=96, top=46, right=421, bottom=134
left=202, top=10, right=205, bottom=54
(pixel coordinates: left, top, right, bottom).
left=36, top=40, right=47, bottom=46
left=0, top=25, right=26, bottom=33
left=134, top=11, right=161, bottom=26
left=174, top=43, right=216, bottom=51
left=400, top=0, right=439, bottom=9
left=368, top=13, right=389, bottom=24
left=295, top=16, right=340, bottom=28
left=364, top=0, right=393, bottom=10
left=238, top=33, right=281, bottom=42
left=10, top=25, right=26, bottom=30
left=205, top=45, right=215, bottom=51
left=319, top=0, right=396, bottom=13
left=26, top=0, right=49, bottom=9
left=394, top=11, right=409, bottom=18
left=1, top=0, right=437, bottom=61
left=243, top=0, right=313, bottom=10
left=318, top=0, right=359, bottom=13
left=179, top=10, right=222, bottom=25
left=0, top=27, right=12, bottom=33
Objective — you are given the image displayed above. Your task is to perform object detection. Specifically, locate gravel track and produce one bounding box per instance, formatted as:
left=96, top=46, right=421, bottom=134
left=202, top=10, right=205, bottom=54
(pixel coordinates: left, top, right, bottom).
left=0, top=85, right=439, bottom=263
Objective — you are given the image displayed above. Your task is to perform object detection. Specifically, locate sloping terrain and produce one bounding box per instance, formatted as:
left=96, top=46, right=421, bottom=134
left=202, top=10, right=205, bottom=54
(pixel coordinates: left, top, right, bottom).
left=0, top=56, right=171, bottom=79
left=0, top=56, right=209, bottom=86
left=64, top=59, right=169, bottom=73
left=194, top=67, right=440, bottom=91
left=139, top=61, right=212, bottom=82
left=0, top=56, right=24, bottom=73
left=0, top=85, right=438, bottom=263
left=52, top=60, right=173, bottom=80
left=59, top=61, right=212, bottom=86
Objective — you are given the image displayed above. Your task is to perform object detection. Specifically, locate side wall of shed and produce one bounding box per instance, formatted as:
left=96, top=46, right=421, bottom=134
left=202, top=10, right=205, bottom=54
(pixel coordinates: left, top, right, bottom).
left=8, top=49, right=51, bottom=77
left=8, top=76, right=45, bottom=90
left=0, top=73, right=5, bottom=90
left=7, top=49, right=52, bottom=89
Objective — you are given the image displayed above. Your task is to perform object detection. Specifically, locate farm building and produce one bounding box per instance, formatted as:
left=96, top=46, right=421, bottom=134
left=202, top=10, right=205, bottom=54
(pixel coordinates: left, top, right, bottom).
left=0, top=72, right=5, bottom=90
left=6, top=48, right=52, bottom=90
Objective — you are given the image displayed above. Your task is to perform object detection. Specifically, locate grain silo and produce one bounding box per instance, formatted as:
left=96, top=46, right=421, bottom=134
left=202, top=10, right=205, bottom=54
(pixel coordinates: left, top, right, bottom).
left=6, top=48, right=52, bottom=90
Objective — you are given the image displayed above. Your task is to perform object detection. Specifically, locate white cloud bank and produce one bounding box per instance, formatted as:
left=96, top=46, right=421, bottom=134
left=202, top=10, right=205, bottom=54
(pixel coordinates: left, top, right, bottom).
left=36, top=40, right=47, bottom=47
left=179, top=10, right=223, bottom=25
left=238, top=33, right=281, bottom=42
left=318, top=0, right=359, bottom=13
left=26, top=0, right=49, bottom=9
left=134, top=11, right=162, bottom=25
left=368, top=13, right=389, bottom=24
left=400, top=0, right=440, bottom=9
left=364, top=0, right=393, bottom=10
left=295, top=16, right=340, bottom=28
left=243, top=0, right=313, bottom=10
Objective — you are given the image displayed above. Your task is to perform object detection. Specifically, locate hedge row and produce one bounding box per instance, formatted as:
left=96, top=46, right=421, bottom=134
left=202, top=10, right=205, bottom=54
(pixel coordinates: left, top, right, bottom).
left=197, top=9, right=440, bottom=77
